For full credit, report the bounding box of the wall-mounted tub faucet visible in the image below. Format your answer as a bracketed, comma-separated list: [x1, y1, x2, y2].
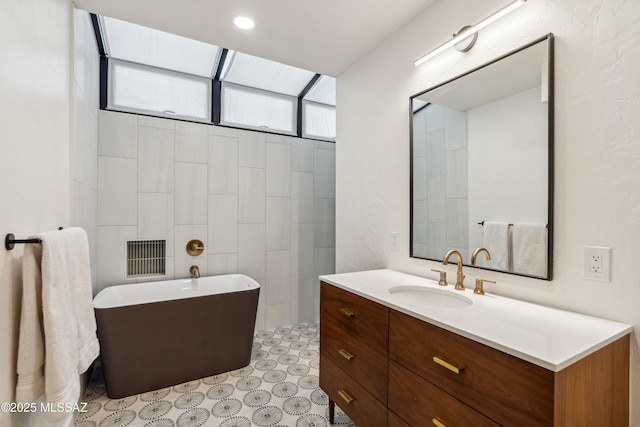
[190, 265, 201, 278]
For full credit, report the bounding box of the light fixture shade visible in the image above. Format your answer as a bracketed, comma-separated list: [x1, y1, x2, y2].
[414, 0, 526, 66]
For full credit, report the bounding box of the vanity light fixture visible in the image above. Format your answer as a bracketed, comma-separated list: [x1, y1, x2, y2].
[414, 0, 526, 66]
[234, 16, 255, 30]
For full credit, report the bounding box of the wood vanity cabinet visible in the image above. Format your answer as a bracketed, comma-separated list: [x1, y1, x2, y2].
[320, 281, 630, 427]
[319, 281, 389, 427]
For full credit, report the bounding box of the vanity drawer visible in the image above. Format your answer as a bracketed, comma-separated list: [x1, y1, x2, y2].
[389, 310, 554, 427]
[388, 411, 411, 427]
[389, 360, 501, 427]
[320, 357, 387, 427]
[320, 319, 388, 403]
[320, 282, 389, 354]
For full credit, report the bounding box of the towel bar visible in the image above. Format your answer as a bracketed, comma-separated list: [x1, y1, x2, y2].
[5, 227, 64, 250]
[477, 221, 548, 228]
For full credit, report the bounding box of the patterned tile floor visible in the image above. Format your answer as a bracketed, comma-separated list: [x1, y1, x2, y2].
[75, 321, 355, 427]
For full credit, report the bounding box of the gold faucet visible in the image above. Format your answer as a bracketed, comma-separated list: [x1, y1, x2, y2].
[442, 250, 465, 290]
[190, 265, 201, 278]
[471, 247, 491, 265]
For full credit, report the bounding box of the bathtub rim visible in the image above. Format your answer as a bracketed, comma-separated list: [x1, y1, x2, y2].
[93, 273, 260, 309]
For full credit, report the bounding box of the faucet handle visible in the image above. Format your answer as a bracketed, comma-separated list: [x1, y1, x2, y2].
[474, 278, 495, 295]
[431, 269, 448, 287]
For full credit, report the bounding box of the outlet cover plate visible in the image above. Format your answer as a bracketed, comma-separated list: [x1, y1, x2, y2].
[583, 246, 611, 282]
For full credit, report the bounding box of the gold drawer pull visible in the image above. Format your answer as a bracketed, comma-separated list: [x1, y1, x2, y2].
[432, 417, 448, 427]
[338, 307, 355, 318]
[338, 389, 354, 404]
[433, 356, 463, 374]
[338, 349, 354, 361]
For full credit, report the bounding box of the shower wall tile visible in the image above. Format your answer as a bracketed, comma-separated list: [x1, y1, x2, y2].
[138, 115, 175, 130]
[445, 108, 467, 150]
[239, 167, 265, 224]
[314, 149, 335, 198]
[426, 223, 447, 259]
[314, 247, 335, 279]
[95, 112, 335, 328]
[98, 156, 137, 225]
[97, 225, 137, 291]
[98, 110, 137, 158]
[266, 142, 291, 197]
[175, 121, 208, 163]
[238, 224, 266, 281]
[291, 224, 314, 275]
[207, 253, 238, 276]
[266, 197, 291, 251]
[291, 139, 314, 172]
[239, 130, 265, 168]
[413, 156, 428, 201]
[426, 129, 446, 176]
[413, 200, 428, 245]
[427, 176, 446, 222]
[426, 103, 444, 131]
[292, 172, 314, 224]
[138, 192, 175, 256]
[445, 198, 468, 249]
[208, 125, 238, 138]
[445, 148, 468, 198]
[208, 195, 238, 254]
[266, 303, 291, 329]
[175, 225, 208, 278]
[138, 126, 175, 193]
[208, 135, 238, 195]
[266, 250, 291, 305]
[175, 162, 208, 225]
[314, 198, 336, 248]
[297, 274, 315, 323]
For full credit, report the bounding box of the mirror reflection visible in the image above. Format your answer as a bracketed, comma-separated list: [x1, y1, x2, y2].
[411, 34, 553, 279]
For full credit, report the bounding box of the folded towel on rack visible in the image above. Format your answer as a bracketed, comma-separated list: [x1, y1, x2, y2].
[512, 223, 547, 277]
[482, 221, 511, 270]
[16, 227, 99, 417]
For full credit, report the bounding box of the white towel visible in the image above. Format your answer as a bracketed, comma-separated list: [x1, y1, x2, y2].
[512, 223, 547, 277]
[482, 222, 511, 270]
[16, 227, 99, 417]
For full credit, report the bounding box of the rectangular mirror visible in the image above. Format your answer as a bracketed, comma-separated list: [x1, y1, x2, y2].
[410, 34, 554, 280]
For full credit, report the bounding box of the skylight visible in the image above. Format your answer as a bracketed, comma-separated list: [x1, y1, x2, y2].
[304, 75, 336, 106]
[221, 52, 316, 96]
[94, 14, 336, 141]
[101, 16, 220, 77]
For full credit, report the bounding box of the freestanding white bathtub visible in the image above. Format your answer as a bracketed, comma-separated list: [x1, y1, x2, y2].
[93, 274, 260, 398]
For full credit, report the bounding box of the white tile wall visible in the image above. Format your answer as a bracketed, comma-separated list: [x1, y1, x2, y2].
[138, 126, 175, 193]
[208, 135, 238, 195]
[175, 162, 208, 225]
[208, 195, 238, 254]
[266, 142, 291, 197]
[239, 167, 266, 224]
[98, 156, 137, 225]
[95, 111, 335, 329]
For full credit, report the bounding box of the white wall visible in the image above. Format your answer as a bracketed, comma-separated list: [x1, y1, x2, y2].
[96, 111, 335, 330]
[0, 0, 72, 425]
[468, 86, 548, 255]
[336, 0, 640, 423]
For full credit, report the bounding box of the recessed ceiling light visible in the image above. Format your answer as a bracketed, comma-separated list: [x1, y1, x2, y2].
[234, 16, 255, 30]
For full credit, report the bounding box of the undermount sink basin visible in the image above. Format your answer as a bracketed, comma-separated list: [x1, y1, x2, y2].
[388, 285, 473, 308]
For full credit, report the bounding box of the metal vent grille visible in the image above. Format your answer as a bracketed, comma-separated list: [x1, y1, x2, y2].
[126, 240, 166, 278]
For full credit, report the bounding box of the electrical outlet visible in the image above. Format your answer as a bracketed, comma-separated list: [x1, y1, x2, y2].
[390, 232, 399, 252]
[583, 246, 611, 281]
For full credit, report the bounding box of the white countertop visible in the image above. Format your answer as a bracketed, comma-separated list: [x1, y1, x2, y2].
[319, 269, 633, 372]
